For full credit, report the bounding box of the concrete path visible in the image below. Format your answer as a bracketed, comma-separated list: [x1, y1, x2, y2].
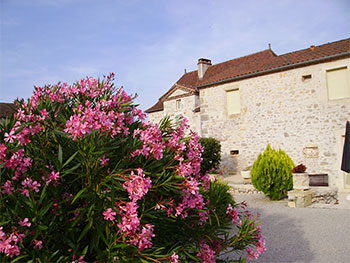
[230, 193, 350, 263]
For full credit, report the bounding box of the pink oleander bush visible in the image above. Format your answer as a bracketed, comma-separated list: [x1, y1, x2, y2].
[0, 74, 265, 262]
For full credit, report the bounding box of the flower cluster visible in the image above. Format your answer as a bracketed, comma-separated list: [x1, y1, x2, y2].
[0, 227, 24, 258]
[132, 123, 164, 160]
[196, 241, 216, 263]
[292, 163, 307, 173]
[122, 168, 152, 201]
[115, 201, 155, 251]
[246, 224, 266, 261]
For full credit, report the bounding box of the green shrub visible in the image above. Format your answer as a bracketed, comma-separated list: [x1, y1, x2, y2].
[251, 144, 295, 200]
[199, 137, 221, 175]
[0, 74, 265, 262]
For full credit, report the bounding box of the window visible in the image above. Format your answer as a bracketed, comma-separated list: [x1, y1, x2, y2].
[176, 99, 182, 110]
[226, 89, 240, 115]
[302, 74, 312, 81]
[326, 67, 350, 100]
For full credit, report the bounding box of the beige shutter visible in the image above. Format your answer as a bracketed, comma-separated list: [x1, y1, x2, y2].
[327, 67, 350, 100]
[226, 89, 240, 115]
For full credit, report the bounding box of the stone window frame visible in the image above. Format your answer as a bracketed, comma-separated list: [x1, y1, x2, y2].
[302, 74, 312, 82]
[326, 66, 350, 101]
[225, 85, 241, 117]
[176, 99, 182, 110]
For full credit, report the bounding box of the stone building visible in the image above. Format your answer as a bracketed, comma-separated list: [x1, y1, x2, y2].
[0, 103, 17, 120]
[146, 38, 350, 190]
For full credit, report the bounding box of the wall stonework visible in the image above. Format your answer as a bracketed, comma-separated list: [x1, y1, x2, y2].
[147, 58, 350, 189]
[200, 58, 350, 189]
[147, 111, 164, 125]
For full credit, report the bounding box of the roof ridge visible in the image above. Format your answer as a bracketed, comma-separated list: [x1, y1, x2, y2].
[177, 48, 276, 80]
[215, 48, 276, 65]
[279, 38, 350, 57]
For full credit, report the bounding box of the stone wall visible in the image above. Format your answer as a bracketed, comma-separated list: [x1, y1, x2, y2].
[200, 58, 350, 189]
[147, 110, 164, 125]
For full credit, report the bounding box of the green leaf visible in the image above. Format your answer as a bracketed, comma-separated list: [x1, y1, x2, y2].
[39, 202, 53, 217]
[58, 144, 63, 164]
[38, 224, 48, 230]
[38, 184, 47, 206]
[54, 129, 71, 138]
[95, 224, 108, 246]
[11, 255, 28, 263]
[81, 245, 89, 258]
[0, 220, 10, 226]
[72, 188, 87, 204]
[62, 151, 79, 169]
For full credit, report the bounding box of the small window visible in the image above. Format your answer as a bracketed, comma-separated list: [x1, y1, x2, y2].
[176, 99, 182, 110]
[226, 89, 240, 115]
[230, 150, 239, 155]
[326, 67, 350, 100]
[302, 74, 312, 81]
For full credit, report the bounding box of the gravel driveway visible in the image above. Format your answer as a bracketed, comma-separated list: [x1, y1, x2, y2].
[229, 193, 350, 263]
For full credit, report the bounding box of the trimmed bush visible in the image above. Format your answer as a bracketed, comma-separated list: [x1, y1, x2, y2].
[199, 137, 221, 175]
[251, 144, 295, 200]
[0, 74, 265, 262]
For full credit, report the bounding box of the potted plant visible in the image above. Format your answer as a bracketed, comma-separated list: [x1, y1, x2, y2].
[292, 164, 309, 190]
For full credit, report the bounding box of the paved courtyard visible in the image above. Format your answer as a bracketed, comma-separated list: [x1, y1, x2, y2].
[229, 193, 350, 263]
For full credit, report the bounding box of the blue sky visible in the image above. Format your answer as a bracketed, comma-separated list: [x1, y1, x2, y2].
[1, 0, 349, 110]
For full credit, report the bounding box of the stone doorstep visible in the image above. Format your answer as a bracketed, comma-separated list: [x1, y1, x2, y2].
[288, 189, 314, 208]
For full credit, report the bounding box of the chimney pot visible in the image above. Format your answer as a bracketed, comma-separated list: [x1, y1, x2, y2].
[310, 45, 315, 51]
[197, 58, 211, 80]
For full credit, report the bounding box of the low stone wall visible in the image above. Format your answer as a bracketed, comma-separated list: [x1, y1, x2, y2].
[229, 185, 262, 195]
[228, 184, 338, 207]
[311, 187, 338, 204]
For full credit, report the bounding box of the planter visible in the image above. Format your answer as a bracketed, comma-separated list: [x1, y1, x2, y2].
[293, 173, 309, 190]
[241, 170, 251, 184]
[241, 170, 251, 179]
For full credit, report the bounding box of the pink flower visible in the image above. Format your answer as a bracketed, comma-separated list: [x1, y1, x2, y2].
[134, 224, 155, 251]
[196, 241, 215, 263]
[170, 252, 179, 263]
[122, 169, 152, 201]
[0, 143, 7, 160]
[226, 204, 239, 223]
[103, 208, 116, 221]
[4, 130, 16, 143]
[33, 240, 43, 249]
[0, 228, 23, 258]
[246, 247, 258, 261]
[18, 218, 31, 227]
[20, 188, 29, 197]
[1, 180, 14, 195]
[117, 201, 140, 235]
[98, 155, 109, 166]
[39, 109, 49, 120]
[46, 170, 60, 185]
[21, 178, 41, 193]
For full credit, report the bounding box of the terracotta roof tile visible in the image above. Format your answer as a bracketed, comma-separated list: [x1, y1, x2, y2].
[146, 38, 350, 113]
[145, 100, 164, 113]
[0, 103, 17, 118]
[184, 38, 350, 88]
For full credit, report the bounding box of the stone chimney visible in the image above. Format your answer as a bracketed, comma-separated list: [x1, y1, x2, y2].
[197, 58, 211, 80]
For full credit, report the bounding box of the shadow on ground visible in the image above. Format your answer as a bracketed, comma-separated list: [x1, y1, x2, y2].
[227, 197, 314, 263]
